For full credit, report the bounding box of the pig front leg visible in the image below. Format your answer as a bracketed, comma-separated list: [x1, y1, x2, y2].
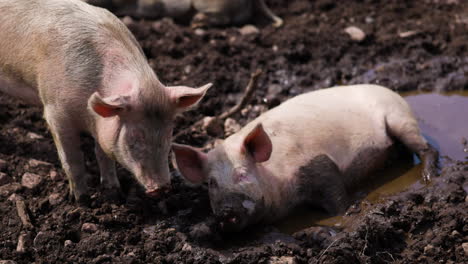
[95, 144, 122, 200]
[44, 107, 90, 204]
[297, 154, 350, 215]
[386, 113, 439, 182]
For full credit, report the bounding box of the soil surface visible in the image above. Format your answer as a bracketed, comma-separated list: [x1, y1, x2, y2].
[1, 0, 468, 263]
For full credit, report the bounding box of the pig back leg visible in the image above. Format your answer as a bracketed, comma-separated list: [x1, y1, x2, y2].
[297, 154, 350, 215]
[254, 0, 283, 27]
[0, 71, 42, 106]
[385, 111, 439, 181]
[44, 106, 90, 204]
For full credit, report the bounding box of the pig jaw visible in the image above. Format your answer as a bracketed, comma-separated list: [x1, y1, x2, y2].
[210, 191, 266, 232]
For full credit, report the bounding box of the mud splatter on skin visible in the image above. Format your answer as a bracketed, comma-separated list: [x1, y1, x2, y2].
[1, 0, 467, 263]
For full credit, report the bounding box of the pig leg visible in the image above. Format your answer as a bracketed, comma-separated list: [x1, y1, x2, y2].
[44, 107, 90, 204]
[385, 113, 439, 182]
[95, 144, 122, 200]
[297, 155, 350, 215]
[0, 71, 42, 106]
[254, 0, 283, 27]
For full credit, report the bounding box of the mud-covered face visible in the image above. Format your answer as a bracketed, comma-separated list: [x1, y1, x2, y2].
[115, 120, 173, 195]
[172, 123, 272, 232]
[206, 149, 266, 232]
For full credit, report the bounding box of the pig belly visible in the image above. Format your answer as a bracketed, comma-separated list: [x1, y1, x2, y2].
[0, 70, 41, 106]
[340, 141, 397, 189]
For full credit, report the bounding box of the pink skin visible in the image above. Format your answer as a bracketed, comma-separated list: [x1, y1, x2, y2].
[173, 85, 439, 231]
[0, 0, 211, 202]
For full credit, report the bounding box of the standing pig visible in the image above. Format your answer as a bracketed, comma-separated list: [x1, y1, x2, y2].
[172, 85, 438, 232]
[0, 0, 211, 203]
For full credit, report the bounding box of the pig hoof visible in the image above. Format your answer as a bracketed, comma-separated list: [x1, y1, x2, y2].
[146, 186, 172, 198]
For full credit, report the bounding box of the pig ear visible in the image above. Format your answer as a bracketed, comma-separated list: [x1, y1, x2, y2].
[89, 92, 129, 118]
[166, 83, 212, 110]
[172, 144, 208, 184]
[243, 123, 272, 163]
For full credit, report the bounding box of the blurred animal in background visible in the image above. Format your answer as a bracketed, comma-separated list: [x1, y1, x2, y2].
[84, 0, 283, 27]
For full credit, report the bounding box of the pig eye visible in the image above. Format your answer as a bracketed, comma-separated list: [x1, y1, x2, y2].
[209, 178, 218, 188]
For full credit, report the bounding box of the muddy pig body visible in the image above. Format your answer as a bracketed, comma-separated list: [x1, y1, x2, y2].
[173, 85, 438, 231]
[0, 0, 210, 202]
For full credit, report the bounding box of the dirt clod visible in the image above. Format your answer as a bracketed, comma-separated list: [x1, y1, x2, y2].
[20, 173, 42, 189]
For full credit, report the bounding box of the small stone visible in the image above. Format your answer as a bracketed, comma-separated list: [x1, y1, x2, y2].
[28, 159, 52, 168]
[268, 256, 296, 264]
[194, 28, 206, 36]
[0, 159, 7, 171]
[182, 243, 192, 251]
[451, 230, 461, 237]
[462, 242, 468, 255]
[48, 193, 63, 206]
[272, 45, 278, 52]
[81, 223, 98, 233]
[239, 25, 259, 35]
[49, 170, 61, 181]
[344, 26, 366, 42]
[26, 132, 43, 140]
[0, 183, 22, 197]
[21, 173, 42, 189]
[224, 118, 241, 136]
[0, 260, 17, 264]
[0, 172, 11, 186]
[399, 30, 418, 38]
[121, 16, 133, 26]
[424, 244, 436, 255]
[365, 16, 374, 24]
[64, 240, 73, 247]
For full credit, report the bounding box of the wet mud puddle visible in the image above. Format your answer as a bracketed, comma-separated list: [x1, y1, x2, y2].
[273, 91, 468, 234]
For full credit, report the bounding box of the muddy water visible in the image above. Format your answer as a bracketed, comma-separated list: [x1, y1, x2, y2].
[274, 91, 468, 234]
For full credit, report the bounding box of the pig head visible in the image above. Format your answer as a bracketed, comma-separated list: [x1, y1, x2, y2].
[89, 77, 211, 196]
[173, 123, 273, 232]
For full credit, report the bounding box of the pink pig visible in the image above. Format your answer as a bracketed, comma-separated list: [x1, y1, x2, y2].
[173, 85, 438, 231]
[0, 0, 210, 203]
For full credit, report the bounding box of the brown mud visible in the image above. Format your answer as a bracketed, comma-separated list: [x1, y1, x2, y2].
[1, 0, 468, 263]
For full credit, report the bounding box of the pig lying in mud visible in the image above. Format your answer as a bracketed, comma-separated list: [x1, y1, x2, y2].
[173, 85, 439, 232]
[84, 0, 283, 27]
[0, 0, 210, 203]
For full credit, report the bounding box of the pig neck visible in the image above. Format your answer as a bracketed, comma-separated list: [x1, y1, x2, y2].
[256, 164, 302, 220]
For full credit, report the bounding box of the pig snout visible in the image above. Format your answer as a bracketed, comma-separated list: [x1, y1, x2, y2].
[213, 194, 255, 232]
[145, 185, 171, 198]
[217, 208, 247, 232]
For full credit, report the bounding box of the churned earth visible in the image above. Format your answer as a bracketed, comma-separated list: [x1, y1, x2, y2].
[1, 0, 467, 263]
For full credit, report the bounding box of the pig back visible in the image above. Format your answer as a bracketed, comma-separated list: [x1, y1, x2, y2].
[238, 85, 403, 184]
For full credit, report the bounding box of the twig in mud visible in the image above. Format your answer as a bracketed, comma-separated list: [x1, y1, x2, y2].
[16, 232, 27, 253]
[376, 251, 396, 262]
[360, 226, 369, 256]
[16, 198, 33, 228]
[173, 69, 262, 139]
[315, 237, 342, 264]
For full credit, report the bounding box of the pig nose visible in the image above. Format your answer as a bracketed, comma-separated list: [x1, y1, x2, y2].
[145, 185, 171, 198]
[217, 209, 241, 231]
